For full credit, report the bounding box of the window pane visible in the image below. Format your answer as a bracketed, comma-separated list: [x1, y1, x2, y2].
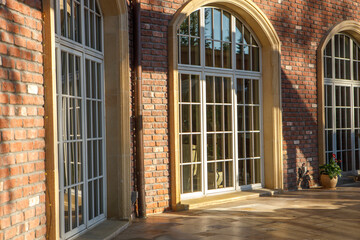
[252, 47, 259, 72]
[206, 76, 214, 103]
[236, 44, 243, 70]
[181, 104, 190, 132]
[181, 74, 190, 102]
[222, 11, 230, 42]
[182, 135, 191, 163]
[192, 105, 200, 132]
[207, 134, 215, 160]
[207, 105, 214, 132]
[192, 135, 201, 162]
[236, 20, 242, 44]
[213, 9, 221, 41]
[191, 75, 200, 102]
[223, 42, 231, 68]
[193, 164, 201, 192]
[204, 8, 212, 39]
[214, 41, 221, 68]
[180, 36, 189, 65]
[190, 38, 200, 65]
[205, 40, 213, 67]
[179, 17, 189, 35]
[182, 165, 191, 193]
[190, 10, 199, 36]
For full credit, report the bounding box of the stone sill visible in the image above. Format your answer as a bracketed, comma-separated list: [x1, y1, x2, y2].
[75, 220, 129, 240]
[180, 188, 278, 210]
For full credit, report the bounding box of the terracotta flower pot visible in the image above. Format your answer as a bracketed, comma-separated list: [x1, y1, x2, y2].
[320, 174, 338, 190]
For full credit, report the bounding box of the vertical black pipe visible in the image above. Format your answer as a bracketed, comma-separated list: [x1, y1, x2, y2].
[133, 0, 146, 218]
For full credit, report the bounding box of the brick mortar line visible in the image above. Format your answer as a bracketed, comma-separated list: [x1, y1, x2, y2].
[0, 5, 42, 24]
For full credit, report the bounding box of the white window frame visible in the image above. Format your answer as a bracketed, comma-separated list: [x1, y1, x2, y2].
[54, 0, 106, 239]
[179, 7, 264, 200]
[324, 33, 360, 173]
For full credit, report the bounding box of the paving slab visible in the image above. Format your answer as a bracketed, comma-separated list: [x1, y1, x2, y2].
[114, 182, 360, 240]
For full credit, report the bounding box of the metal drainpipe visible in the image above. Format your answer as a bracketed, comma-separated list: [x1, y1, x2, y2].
[133, 0, 146, 218]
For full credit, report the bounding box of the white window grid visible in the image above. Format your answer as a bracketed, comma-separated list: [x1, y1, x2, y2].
[54, 0, 106, 239]
[178, 7, 263, 200]
[324, 33, 360, 172]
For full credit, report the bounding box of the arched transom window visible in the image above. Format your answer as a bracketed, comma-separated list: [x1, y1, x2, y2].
[55, 0, 105, 239]
[324, 33, 360, 172]
[178, 7, 263, 198]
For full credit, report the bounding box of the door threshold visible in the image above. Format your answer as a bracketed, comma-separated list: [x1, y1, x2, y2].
[180, 188, 278, 210]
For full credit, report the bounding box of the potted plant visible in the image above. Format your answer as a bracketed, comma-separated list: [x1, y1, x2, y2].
[319, 154, 342, 190]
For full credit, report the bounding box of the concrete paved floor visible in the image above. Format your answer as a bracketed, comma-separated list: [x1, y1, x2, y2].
[114, 183, 360, 240]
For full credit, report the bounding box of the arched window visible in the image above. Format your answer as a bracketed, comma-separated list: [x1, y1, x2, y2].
[178, 7, 262, 198]
[55, 0, 105, 238]
[324, 33, 360, 172]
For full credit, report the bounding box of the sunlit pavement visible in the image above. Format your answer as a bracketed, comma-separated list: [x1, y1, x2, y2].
[114, 182, 360, 240]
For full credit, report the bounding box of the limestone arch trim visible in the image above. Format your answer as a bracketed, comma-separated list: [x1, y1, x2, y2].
[168, 0, 283, 210]
[317, 20, 360, 166]
[43, 0, 131, 239]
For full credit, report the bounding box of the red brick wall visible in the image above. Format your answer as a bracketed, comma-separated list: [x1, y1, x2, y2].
[0, 0, 45, 239]
[135, 0, 360, 214]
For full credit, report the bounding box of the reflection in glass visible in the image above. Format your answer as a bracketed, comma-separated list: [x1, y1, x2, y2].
[191, 38, 200, 65]
[180, 36, 189, 65]
[192, 135, 201, 162]
[207, 134, 215, 160]
[181, 105, 190, 132]
[193, 164, 201, 191]
[191, 75, 200, 102]
[182, 135, 191, 163]
[214, 41, 221, 68]
[204, 8, 212, 39]
[223, 12, 230, 41]
[213, 9, 221, 41]
[190, 10, 199, 36]
[64, 188, 70, 232]
[192, 105, 200, 132]
[208, 163, 215, 190]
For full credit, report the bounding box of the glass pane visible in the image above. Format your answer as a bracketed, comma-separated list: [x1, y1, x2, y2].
[179, 17, 188, 35]
[77, 142, 82, 182]
[64, 188, 70, 233]
[252, 47, 259, 72]
[225, 133, 232, 159]
[60, 0, 66, 36]
[238, 106, 244, 131]
[181, 74, 190, 102]
[69, 54, 75, 96]
[206, 76, 214, 103]
[216, 106, 223, 131]
[223, 11, 230, 41]
[224, 106, 232, 131]
[75, 56, 81, 97]
[213, 9, 221, 41]
[238, 133, 244, 158]
[86, 100, 92, 137]
[225, 161, 233, 187]
[182, 135, 191, 163]
[255, 159, 261, 183]
[245, 79, 251, 104]
[325, 39, 331, 56]
[216, 162, 224, 188]
[207, 163, 216, 190]
[78, 185, 83, 225]
[193, 164, 201, 192]
[204, 8, 212, 39]
[237, 78, 243, 104]
[207, 134, 215, 160]
[207, 105, 214, 132]
[181, 105, 190, 132]
[215, 77, 223, 103]
[182, 165, 191, 193]
[245, 133, 251, 158]
[64, 143, 69, 186]
[74, 2, 81, 43]
[214, 41, 221, 68]
[223, 42, 231, 68]
[91, 61, 97, 98]
[85, 9, 89, 46]
[98, 140, 103, 175]
[99, 179, 104, 214]
[205, 40, 213, 67]
[236, 44, 243, 70]
[88, 181, 93, 220]
[97, 63, 102, 100]
[190, 10, 199, 36]
[254, 132, 260, 157]
[191, 75, 200, 102]
[180, 36, 189, 65]
[216, 134, 223, 159]
[325, 57, 332, 78]
[223, 77, 231, 103]
[96, 16, 102, 51]
[90, 12, 95, 49]
[345, 36, 350, 58]
[62, 52, 68, 95]
[244, 46, 250, 70]
[238, 160, 245, 185]
[71, 187, 76, 229]
[244, 27, 250, 45]
[192, 105, 200, 132]
[236, 20, 242, 44]
[87, 141, 92, 178]
[190, 38, 200, 65]
[253, 80, 259, 104]
[253, 106, 259, 131]
[94, 179, 99, 217]
[86, 60, 91, 98]
[70, 143, 75, 185]
[246, 159, 252, 184]
[67, 0, 73, 39]
[192, 135, 201, 162]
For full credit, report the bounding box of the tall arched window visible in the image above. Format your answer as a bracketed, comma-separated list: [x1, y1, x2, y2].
[55, 0, 105, 238]
[324, 33, 360, 172]
[178, 7, 262, 198]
